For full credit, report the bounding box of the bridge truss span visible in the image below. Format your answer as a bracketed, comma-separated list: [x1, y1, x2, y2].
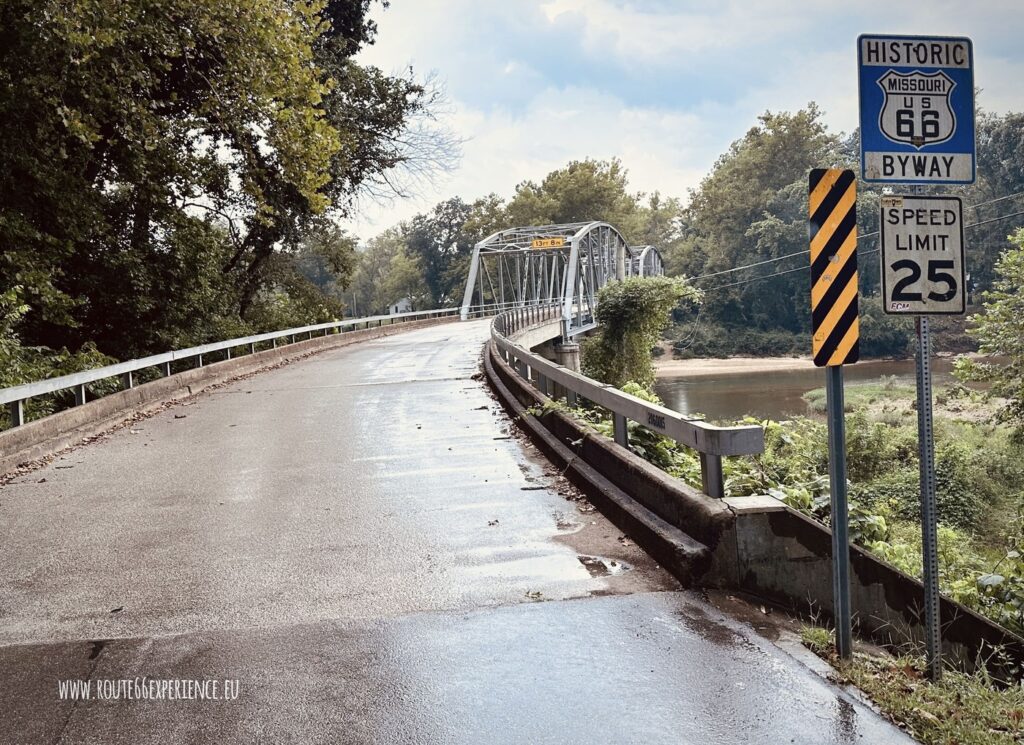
[460, 221, 663, 338]
[629, 245, 665, 278]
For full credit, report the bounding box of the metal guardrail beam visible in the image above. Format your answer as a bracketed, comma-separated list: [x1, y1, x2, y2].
[2, 305, 510, 427]
[491, 306, 765, 497]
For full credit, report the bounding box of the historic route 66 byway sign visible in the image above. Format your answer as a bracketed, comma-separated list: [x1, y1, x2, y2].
[858, 34, 975, 184]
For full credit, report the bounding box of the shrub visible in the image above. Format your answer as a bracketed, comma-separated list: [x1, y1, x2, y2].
[583, 276, 699, 387]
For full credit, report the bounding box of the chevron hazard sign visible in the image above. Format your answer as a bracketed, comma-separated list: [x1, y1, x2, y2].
[809, 169, 859, 367]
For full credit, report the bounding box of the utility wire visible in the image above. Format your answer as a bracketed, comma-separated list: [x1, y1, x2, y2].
[700, 208, 1024, 293]
[690, 190, 1024, 284]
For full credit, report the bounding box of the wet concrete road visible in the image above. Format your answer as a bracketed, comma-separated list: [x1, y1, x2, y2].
[0, 321, 913, 744]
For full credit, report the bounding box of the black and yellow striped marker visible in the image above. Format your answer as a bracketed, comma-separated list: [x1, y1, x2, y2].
[809, 168, 859, 367]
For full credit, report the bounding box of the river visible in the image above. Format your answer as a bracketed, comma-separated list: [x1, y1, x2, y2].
[654, 357, 958, 422]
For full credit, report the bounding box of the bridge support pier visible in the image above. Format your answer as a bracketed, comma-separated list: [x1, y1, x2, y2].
[554, 342, 580, 373]
[551, 342, 581, 405]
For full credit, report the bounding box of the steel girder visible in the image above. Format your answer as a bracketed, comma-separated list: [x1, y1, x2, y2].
[627, 245, 665, 277]
[460, 221, 646, 338]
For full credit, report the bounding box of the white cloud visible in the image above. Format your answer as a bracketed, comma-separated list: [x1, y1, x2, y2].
[342, 1, 1024, 242]
[539, 0, 812, 64]
[343, 86, 716, 239]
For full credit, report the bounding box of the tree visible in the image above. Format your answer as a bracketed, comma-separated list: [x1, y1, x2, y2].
[348, 228, 429, 315]
[669, 105, 845, 332]
[504, 158, 640, 231]
[404, 198, 475, 306]
[0, 0, 449, 363]
[293, 221, 359, 302]
[0, 0, 339, 357]
[581, 276, 700, 389]
[968, 112, 1024, 291]
[957, 229, 1024, 432]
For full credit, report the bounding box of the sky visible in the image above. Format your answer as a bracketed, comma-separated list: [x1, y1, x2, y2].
[344, 0, 1024, 240]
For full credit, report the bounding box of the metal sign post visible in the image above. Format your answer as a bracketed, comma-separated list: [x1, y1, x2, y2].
[878, 187, 964, 680]
[861, 32, 975, 682]
[825, 366, 853, 659]
[808, 168, 860, 660]
[915, 315, 943, 680]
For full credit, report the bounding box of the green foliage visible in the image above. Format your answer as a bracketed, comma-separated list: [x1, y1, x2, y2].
[670, 322, 806, 358]
[582, 277, 700, 388]
[667, 105, 845, 334]
[660, 106, 1022, 359]
[0, 0, 440, 365]
[572, 383, 703, 484]
[404, 197, 476, 307]
[972, 508, 1024, 634]
[799, 625, 833, 656]
[504, 158, 640, 229]
[961, 229, 1024, 433]
[348, 227, 431, 315]
[858, 296, 915, 358]
[0, 288, 117, 429]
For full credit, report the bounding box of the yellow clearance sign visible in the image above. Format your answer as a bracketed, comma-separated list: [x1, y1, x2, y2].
[531, 237, 565, 249]
[808, 168, 859, 367]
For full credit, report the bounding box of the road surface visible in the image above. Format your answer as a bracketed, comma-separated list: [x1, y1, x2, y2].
[0, 320, 912, 744]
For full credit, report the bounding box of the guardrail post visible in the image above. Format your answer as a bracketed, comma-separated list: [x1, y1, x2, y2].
[225, 348, 232, 360]
[74, 384, 87, 406]
[122, 371, 134, 389]
[197, 354, 204, 368]
[700, 453, 725, 498]
[272, 338, 278, 349]
[10, 399, 24, 427]
[162, 362, 172, 376]
[250, 343, 256, 354]
[566, 390, 578, 408]
[612, 413, 629, 448]
[537, 373, 549, 397]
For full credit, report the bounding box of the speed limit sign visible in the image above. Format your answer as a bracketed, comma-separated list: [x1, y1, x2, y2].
[880, 194, 965, 314]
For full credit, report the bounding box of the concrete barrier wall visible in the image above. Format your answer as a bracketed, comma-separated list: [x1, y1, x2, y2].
[1, 318, 454, 476]
[718, 508, 1024, 673]
[484, 340, 1024, 675]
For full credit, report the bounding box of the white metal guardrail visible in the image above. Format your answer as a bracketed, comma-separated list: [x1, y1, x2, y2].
[491, 305, 765, 498]
[1, 306, 495, 428]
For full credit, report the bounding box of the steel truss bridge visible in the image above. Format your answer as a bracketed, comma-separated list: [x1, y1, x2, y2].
[459, 222, 664, 338]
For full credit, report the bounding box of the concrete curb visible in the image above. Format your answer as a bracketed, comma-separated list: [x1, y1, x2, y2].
[1, 318, 454, 477]
[483, 342, 711, 586]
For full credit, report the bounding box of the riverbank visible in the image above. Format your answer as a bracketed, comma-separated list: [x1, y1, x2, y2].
[654, 355, 815, 378]
[654, 351, 975, 379]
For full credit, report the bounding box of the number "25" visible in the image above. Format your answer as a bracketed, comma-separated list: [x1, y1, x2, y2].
[891, 259, 957, 302]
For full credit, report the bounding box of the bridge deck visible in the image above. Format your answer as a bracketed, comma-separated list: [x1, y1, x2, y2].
[0, 321, 909, 743]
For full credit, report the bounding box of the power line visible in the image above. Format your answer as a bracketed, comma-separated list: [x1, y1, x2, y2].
[700, 208, 1024, 293]
[690, 247, 814, 281]
[969, 191, 1024, 211]
[690, 190, 1024, 284]
[705, 263, 809, 291]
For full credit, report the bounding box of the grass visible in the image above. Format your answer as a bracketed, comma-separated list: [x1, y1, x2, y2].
[803, 376, 917, 414]
[800, 626, 1024, 744]
[803, 377, 1002, 425]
